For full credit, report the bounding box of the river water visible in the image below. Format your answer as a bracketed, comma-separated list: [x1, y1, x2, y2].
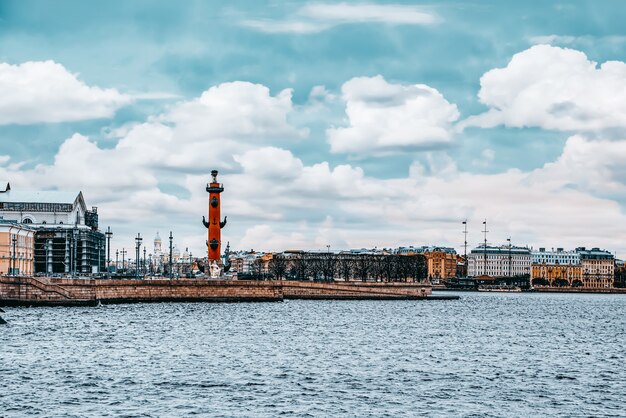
[1, 292, 625, 417]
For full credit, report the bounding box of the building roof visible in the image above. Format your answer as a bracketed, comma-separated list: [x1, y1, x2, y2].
[470, 244, 531, 255]
[575, 247, 614, 259]
[0, 190, 82, 205]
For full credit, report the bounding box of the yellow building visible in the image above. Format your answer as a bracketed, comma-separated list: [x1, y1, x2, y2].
[424, 251, 458, 282]
[0, 221, 35, 276]
[532, 263, 583, 286]
[577, 247, 615, 288]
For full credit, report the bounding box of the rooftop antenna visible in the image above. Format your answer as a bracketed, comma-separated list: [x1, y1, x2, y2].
[462, 220, 468, 277]
[507, 237, 512, 278]
[482, 220, 488, 276]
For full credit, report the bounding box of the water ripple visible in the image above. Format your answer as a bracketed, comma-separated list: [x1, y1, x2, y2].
[1, 292, 625, 417]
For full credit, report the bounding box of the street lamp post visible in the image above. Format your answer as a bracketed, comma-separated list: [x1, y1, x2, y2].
[135, 233, 142, 280]
[46, 239, 53, 275]
[482, 220, 488, 276]
[11, 235, 17, 276]
[169, 231, 173, 280]
[97, 241, 101, 274]
[121, 248, 127, 273]
[462, 220, 468, 277]
[116, 249, 119, 273]
[189, 252, 193, 277]
[326, 244, 331, 282]
[143, 246, 147, 277]
[105, 226, 113, 273]
[507, 237, 512, 278]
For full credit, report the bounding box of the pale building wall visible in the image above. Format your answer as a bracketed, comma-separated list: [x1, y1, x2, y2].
[0, 224, 35, 276]
[468, 247, 531, 277]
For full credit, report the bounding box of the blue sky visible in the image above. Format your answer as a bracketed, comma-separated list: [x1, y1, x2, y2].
[1, 1, 626, 257]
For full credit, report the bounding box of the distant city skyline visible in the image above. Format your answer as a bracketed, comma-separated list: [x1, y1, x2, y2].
[1, 1, 626, 256]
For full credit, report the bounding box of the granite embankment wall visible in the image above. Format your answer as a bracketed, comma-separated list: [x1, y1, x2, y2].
[0, 276, 283, 305]
[0, 277, 434, 306]
[533, 286, 626, 294]
[282, 280, 432, 299]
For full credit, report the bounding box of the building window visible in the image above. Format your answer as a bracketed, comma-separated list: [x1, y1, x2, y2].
[22, 218, 33, 224]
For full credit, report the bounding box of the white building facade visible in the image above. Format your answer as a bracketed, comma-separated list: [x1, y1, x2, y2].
[531, 248, 580, 265]
[468, 245, 531, 277]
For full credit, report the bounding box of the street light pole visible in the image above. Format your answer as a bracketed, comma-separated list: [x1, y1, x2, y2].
[169, 231, 173, 280]
[105, 226, 113, 272]
[507, 237, 512, 278]
[11, 235, 17, 276]
[121, 248, 127, 273]
[135, 233, 142, 280]
[143, 246, 147, 277]
[116, 249, 119, 273]
[46, 239, 52, 275]
[462, 220, 468, 277]
[482, 220, 488, 276]
[97, 241, 101, 274]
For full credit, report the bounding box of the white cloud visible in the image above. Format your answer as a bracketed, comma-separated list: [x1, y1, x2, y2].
[234, 147, 303, 179]
[301, 3, 436, 25]
[241, 3, 437, 34]
[528, 34, 626, 47]
[472, 148, 495, 167]
[162, 81, 304, 141]
[461, 45, 626, 133]
[6, 130, 626, 256]
[219, 140, 626, 253]
[308, 85, 336, 103]
[107, 81, 306, 173]
[240, 20, 330, 34]
[528, 35, 580, 45]
[536, 135, 626, 198]
[327, 75, 459, 155]
[0, 80, 305, 252]
[0, 61, 130, 124]
[5, 75, 626, 257]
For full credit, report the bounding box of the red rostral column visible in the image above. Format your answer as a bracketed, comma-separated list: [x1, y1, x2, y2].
[203, 170, 227, 263]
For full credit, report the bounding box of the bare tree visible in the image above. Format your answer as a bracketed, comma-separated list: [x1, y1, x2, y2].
[338, 254, 354, 282]
[397, 255, 414, 282]
[251, 258, 263, 280]
[371, 255, 386, 282]
[320, 252, 337, 281]
[269, 254, 287, 280]
[354, 254, 372, 282]
[290, 252, 310, 281]
[408, 255, 427, 282]
[309, 254, 324, 281]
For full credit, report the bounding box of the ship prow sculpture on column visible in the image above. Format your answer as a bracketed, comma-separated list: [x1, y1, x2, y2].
[202, 170, 229, 279]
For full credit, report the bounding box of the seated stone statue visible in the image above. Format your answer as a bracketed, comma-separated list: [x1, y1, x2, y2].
[209, 260, 221, 279]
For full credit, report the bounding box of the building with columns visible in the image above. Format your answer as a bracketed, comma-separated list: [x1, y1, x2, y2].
[0, 182, 105, 275]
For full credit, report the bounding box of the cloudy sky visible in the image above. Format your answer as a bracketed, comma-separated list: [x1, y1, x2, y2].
[1, 0, 626, 257]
